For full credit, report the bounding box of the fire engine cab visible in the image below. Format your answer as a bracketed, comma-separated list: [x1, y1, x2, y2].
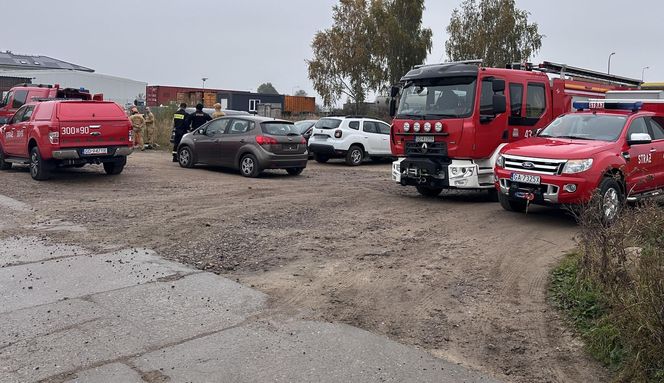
[389, 60, 641, 198]
[494, 96, 664, 221]
[0, 83, 100, 123]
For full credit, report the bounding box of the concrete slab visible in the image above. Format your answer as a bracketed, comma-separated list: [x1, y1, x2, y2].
[0, 248, 195, 313]
[132, 320, 501, 383]
[63, 363, 144, 383]
[0, 236, 88, 267]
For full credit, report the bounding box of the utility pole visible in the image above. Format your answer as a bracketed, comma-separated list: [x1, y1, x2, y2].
[607, 52, 615, 75]
[201, 77, 208, 106]
[642, 66, 649, 82]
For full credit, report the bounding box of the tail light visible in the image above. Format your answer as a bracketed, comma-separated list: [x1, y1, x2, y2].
[300, 136, 307, 144]
[256, 135, 279, 145]
[334, 129, 342, 138]
[48, 131, 59, 144]
[128, 122, 133, 142]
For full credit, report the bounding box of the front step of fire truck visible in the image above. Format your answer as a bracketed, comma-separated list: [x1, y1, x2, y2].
[392, 157, 495, 189]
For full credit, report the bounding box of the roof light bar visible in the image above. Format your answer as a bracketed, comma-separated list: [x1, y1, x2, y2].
[573, 100, 643, 112]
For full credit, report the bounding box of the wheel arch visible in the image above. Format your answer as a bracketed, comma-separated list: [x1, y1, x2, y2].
[603, 167, 626, 195]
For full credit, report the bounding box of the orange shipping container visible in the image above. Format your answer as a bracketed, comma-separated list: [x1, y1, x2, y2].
[284, 95, 315, 114]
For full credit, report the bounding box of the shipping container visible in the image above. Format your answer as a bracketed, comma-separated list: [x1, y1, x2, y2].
[284, 95, 315, 115]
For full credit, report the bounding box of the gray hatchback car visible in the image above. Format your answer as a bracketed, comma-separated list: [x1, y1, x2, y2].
[177, 115, 308, 177]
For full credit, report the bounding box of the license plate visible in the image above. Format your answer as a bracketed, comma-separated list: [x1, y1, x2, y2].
[82, 148, 108, 155]
[415, 136, 434, 143]
[511, 172, 541, 185]
[285, 145, 298, 150]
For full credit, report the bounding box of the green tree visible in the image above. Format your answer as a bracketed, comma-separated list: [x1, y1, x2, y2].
[445, 0, 543, 67]
[257, 82, 279, 94]
[294, 89, 308, 97]
[307, 0, 383, 108]
[370, 0, 433, 85]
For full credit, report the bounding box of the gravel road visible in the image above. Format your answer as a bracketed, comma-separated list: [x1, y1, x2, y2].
[0, 151, 609, 382]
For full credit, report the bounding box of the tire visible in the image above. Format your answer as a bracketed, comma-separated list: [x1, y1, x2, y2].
[239, 154, 261, 178]
[178, 146, 195, 168]
[314, 154, 329, 163]
[416, 185, 443, 198]
[103, 157, 126, 175]
[487, 188, 499, 202]
[0, 146, 12, 170]
[29, 146, 50, 181]
[345, 145, 364, 166]
[286, 167, 304, 176]
[498, 192, 527, 212]
[597, 178, 623, 223]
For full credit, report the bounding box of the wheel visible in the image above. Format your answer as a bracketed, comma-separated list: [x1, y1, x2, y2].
[178, 146, 195, 168]
[597, 178, 623, 223]
[286, 167, 304, 176]
[487, 188, 499, 202]
[103, 157, 126, 175]
[240, 154, 260, 178]
[345, 145, 364, 166]
[416, 185, 443, 197]
[0, 146, 12, 170]
[29, 146, 50, 181]
[498, 192, 527, 212]
[314, 154, 329, 163]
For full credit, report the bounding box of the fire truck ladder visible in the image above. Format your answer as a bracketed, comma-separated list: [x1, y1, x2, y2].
[413, 59, 483, 70]
[536, 61, 642, 87]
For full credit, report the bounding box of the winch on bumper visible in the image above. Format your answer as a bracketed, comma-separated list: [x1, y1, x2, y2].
[392, 157, 483, 188]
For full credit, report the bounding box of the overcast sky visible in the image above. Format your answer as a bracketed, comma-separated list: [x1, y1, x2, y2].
[4, 0, 663, 101]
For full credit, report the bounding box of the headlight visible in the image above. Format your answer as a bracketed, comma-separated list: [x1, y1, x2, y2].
[413, 122, 421, 132]
[403, 122, 410, 132]
[424, 122, 431, 132]
[496, 154, 505, 168]
[562, 159, 593, 174]
[434, 122, 443, 132]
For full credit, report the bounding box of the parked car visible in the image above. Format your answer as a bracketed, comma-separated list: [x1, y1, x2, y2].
[0, 100, 133, 180]
[177, 115, 308, 177]
[308, 116, 392, 166]
[294, 119, 317, 143]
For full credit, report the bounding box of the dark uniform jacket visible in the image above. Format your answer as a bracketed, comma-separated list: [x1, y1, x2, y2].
[186, 111, 212, 132]
[173, 108, 189, 133]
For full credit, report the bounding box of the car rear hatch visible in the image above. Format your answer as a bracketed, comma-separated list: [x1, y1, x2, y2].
[56, 102, 131, 152]
[310, 118, 342, 142]
[258, 121, 307, 155]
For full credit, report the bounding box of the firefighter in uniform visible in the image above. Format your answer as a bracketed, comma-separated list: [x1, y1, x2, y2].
[144, 107, 156, 149]
[171, 103, 189, 162]
[128, 107, 146, 150]
[185, 103, 212, 132]
[212, 103, 225, 119]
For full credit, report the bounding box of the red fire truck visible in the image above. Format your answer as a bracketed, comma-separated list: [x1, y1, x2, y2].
[389, 61, 641, 198]
[0, 83, 100, 123]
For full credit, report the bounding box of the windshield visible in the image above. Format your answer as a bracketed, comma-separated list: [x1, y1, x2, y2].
[314, 118, 342, 129]
[396, 76, 477, 119]
[538, 114, 627, 142]
[261, 122, 300, 136]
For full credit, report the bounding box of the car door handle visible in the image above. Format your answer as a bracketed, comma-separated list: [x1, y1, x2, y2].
[651, 148, 657, 153]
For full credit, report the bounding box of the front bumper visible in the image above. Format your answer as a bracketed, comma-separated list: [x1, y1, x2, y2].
[494, 167, 596, 205]
[51, 146, 133, 160]
[392, 157, 494, 189]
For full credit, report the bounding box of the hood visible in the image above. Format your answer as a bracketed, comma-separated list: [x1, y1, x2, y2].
[503, 137, 616, 159]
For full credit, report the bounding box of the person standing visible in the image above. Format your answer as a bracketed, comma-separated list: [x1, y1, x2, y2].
[211, 103, 225, 119]
[185, 103, 212, 132]
[144, 107, 156, 149]
[171, 103, 189, 162]
[128, 107, 146, 150]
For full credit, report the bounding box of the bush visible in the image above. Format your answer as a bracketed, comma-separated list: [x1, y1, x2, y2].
[551, 200, 664, 382]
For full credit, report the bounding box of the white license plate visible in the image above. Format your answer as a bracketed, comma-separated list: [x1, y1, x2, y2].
[415, 136, 434, 143]
[82, 148, 108, 155]
[511, 172, 541, 185]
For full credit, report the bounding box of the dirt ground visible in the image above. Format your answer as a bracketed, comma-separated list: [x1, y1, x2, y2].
[0, 151, 609, 383]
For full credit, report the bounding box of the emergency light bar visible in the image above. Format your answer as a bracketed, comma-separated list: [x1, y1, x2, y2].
[573, 100, 643, 112]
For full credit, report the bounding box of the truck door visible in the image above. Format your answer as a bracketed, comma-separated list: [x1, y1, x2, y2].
[14, 105, 35, 156]
[506, 82, 549, 141]
[3, 106, 28, 155]
[361, 121, 382, 155]
[625, 117, 657, 194]
[646, 116, 664, 189]
[474, 76, 509, 157]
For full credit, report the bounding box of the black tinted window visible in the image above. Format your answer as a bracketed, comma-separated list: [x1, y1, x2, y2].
[649, 117, 664, 140]
[378, 123, 391, 135]
[526, 83, 546, 118]
[261, 122, 299, 136]
[12, 90, 28, 109]
[206, 119, 230, 135]
[9, 106, 27, 124]
[315, 118, 342, 129]
[509, 83, 523, 117]
[348, 121, 359, 130]
[363, 121, 378, 133]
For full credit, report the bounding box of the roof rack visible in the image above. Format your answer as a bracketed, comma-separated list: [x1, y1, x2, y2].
[344, 115, 372, 119]
[14, 83, 53, 88]
[535, 61, 642, 87]
[30, 97, 84, 102]
[413, 59, 482, 70]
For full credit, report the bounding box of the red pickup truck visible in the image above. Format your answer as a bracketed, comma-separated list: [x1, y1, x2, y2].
[0, 100, 133, 180]
[494, 99, 664, 221]
[0, 83, 99, 123]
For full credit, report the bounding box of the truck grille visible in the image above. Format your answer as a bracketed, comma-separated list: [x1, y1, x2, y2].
[405, 141, 448, 157]
[503, 155, 566, 175]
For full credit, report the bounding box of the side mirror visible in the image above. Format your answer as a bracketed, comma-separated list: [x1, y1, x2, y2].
[390, 86, 400, 98]
[198, 129, 205, 135]
[0, 117, 7, 125]
[492, 94, 506, 115]
[492, 79, 505, 93]
[389, 99, 397, 118]
[628, 133, 652, 146]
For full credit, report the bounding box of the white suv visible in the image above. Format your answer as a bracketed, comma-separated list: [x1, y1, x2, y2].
[308, 116, 393, 166]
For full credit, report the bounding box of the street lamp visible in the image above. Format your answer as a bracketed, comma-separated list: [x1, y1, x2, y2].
[201, 77, 208, 105]
[607, 52, 615, 75]
[642, 66, 650, 82]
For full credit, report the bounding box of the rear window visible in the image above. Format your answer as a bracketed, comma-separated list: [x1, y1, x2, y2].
[57, 102, 125, 120]
[314, 118, 342, 130]
[261, 122, 299, 136]
[34, 103, 55, 121]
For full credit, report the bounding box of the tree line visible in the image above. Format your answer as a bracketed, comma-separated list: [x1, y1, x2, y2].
[308, 0, 543, 108]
